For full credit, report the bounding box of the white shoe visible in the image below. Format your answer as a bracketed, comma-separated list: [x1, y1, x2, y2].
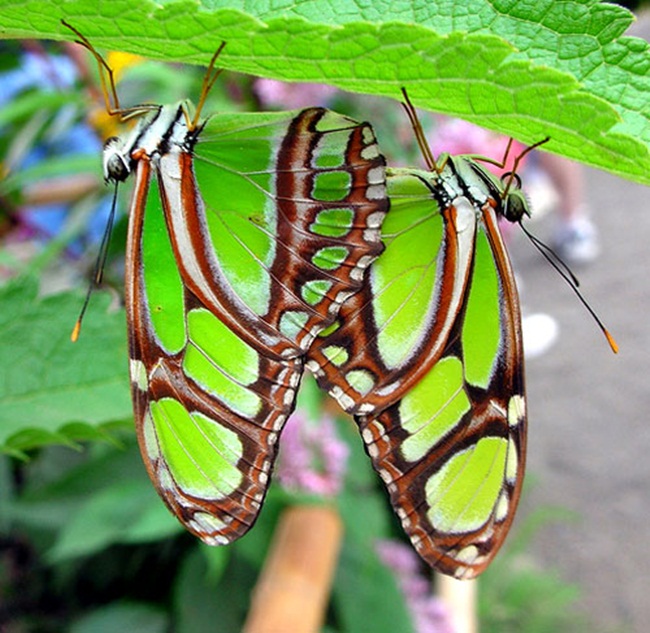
[552, 215, 600, 265]
[522, 312, 559, 359]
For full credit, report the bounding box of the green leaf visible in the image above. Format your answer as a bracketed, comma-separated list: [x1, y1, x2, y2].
[0, 89, 83, 128]
[173, 549, 243, 633]
[47, 478, 180, 562]
[0, 456, 14, 533]
[1, 0, 648, 183]
[120, 494, 184, 544]
[0, 278, 132, 453]
[198, 542, 230, 584]
[6, 441, 183, 557]
[70, 602, 168, 633]
[338, 489, 393, 544]
[0, 153, 102, 199]
[333, 538, 415, 633]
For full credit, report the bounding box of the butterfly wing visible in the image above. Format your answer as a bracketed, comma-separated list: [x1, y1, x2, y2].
[193, 108, 387, 353]
[308, 164, 526, 578]
[307, 169, 474, 412]
[126, 109, 387, 544]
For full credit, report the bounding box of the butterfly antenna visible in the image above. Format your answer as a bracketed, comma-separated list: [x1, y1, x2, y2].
[518, 222, 618, 353]
[523, 228, 580, 287]
[61, 19, 122, 116]
[191, 42, 227, 130]
[400, 88, 439, 173]
[502, 137, 550, 198]
[499, 137, 515, 167]
[71, 182, 119, 342]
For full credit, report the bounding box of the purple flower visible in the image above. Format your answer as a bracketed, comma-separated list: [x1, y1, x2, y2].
[276, 411, 349, 497]
[376, 540, 457, 633]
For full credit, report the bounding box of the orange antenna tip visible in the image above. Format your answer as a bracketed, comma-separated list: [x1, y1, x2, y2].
[71, 320, 82, 343]
[605, 330, 619, 354]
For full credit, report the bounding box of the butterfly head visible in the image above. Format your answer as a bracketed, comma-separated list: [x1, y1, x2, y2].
[103, 136, 132, 183]
[499, 171, 531, 224]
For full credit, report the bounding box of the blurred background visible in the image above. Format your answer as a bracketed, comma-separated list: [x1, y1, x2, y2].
[0, 4, 648, 632]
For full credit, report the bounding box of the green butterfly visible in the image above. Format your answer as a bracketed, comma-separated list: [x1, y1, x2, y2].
[307, 96, 539, 579]
[124, 107, 387, 543]
[67, 24, 387, 544]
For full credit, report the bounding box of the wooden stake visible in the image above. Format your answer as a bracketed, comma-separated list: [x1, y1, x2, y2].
[243, 505, 343, 633]
[438, 574, 478, 633]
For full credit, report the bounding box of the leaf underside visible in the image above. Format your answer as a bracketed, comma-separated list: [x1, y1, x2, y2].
[0, 0, 648, 185]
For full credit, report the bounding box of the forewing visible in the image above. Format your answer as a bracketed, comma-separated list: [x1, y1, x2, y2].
[193, 108, 387, 355]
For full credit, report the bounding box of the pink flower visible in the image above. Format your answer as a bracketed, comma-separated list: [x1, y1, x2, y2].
[376, 540, 457, 633]
[276, 411, 349, 497]
[429, 117, 525, 176]
[254, 78, 339, 109]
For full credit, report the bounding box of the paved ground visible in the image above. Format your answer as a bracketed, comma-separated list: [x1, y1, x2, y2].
[509, 156, 649, 630]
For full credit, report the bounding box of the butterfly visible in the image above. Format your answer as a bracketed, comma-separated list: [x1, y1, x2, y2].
[307, 91, 542, 579]
[65, 22, 388, 544]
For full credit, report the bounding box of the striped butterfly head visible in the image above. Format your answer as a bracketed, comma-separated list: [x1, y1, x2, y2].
[102, 102, 201, 183]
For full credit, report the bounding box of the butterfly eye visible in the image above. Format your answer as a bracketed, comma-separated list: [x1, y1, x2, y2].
[503, 188, 530, 223]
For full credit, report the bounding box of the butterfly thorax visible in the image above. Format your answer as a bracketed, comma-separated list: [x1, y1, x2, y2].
[445, 156, 530, 224]
[103, 102, 200, 184]
[388, 155, 528, 230]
